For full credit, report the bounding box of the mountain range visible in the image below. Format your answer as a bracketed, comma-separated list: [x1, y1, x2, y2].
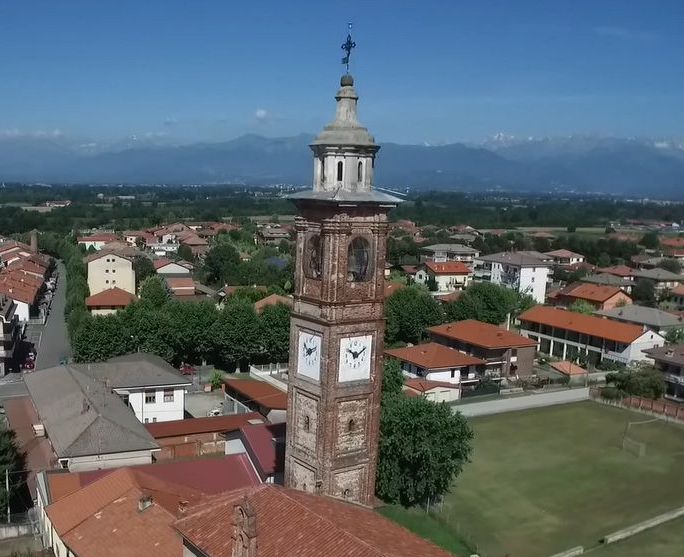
[1, 133, 684, 198]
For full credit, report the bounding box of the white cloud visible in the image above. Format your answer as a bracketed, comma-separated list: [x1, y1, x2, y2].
[255, 108, 269, 121]
[163, 117, 178, 127]
[0, 128, 63, 138]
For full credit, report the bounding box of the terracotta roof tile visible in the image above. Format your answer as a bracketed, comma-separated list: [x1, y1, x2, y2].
[85, 287, 136, 308]
[384, 281, 406, 299]
[545, 249, 584, 258]
[145, 413, 264, 438]
[424, 261, 472, 275]
[518, 305, 646, 344]
[404, 378, 461, 392]
[239, 422, 286, 477]
[671, 284, 684, 296]
[549, 361, 587, 376]
[77, 233, 119, 243]
[429, 319, 537, 349]
[223, 379, 287, 410]
[253, 294, 293, 313]
[386, 342, 485, 370]
[559, 283, 628, 303]
[597, 265, 634, 278]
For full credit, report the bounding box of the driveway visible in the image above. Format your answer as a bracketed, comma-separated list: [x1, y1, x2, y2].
[34, 260, 71, 370]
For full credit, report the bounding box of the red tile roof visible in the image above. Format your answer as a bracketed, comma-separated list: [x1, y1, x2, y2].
[153, 258, 172, 270]
[0, 277, 39, 305]
[253, 293, 293, 313]
[518, 305, 646, 344]
[223, 379, 288, 410]
[384, 281, 405, 299]
[145, 413, 264, 438]
[559, 283, 629, 304]
[166, 277, 196, 295]
[385, 342, 485, 370]
[670, 284, 684, 296]
[85, 287, 136, 308]
[424, 261, 472, 275]
[77, 233, 119, 243]
[174, 485, 454, 557]
[597, 265, 634, 278]
[429, 319, 537, 349]
[661, 237, 684, 249]
[549, 361, 587, 376]
[239, 422, 286, 477]
[404, 378, 461, 392]
[545, 249, 584, 259]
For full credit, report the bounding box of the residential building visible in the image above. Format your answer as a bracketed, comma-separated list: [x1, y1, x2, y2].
[0, 297, 19, 375]
[253, 293, 293, 313]
[420, 243, 480, 263]
[385, 342, 485, 391]
[153, 258, 193, 277]
[555, 283, 633, 311]
[86, 251, 135, 296]
[85, 287, 136, 316]
[223, 378, 287, 423]
[165, 277, 216, 301]
[580, 273, 634, 294]
[545, 249, 585, 267]
[669, 284, 684, 309]
[597, 265, 635, 280]
[403, 377, 462, 403]
[414, 261, 473, 292]
[0, 274, 41, 322]
[174, 484, 453, 557]
[518, 306, 665, 366]
[146, 412, 265, 460]
[643, 344, 684, 402]
[225, 422, 287, 484]
[595, 305, 684, 334]
[257, 225, 291, 245]
[176, 231, 209, 257]
[476, 251, 553, 303]
[632, 268, 683, 296]
[24, 364, 160, 471]
[428, 319, 537, 377]
[76, 233, 119, 250]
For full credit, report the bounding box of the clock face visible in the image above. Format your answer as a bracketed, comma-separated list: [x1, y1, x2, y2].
[338, 335, 373, 382]
[298, 331, 322, 380]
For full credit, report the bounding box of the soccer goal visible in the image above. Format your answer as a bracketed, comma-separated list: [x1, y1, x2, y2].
[621, 417, 660, 457]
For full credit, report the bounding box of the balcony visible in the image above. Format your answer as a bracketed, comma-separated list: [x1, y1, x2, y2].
[665, 373, 684, 386]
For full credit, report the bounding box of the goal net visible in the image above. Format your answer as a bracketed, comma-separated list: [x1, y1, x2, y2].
[621, 417, 660, 457]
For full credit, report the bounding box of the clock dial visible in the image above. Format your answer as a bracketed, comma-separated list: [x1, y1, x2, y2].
[338, 335, 373, 382]
[298, 331, 321, 380]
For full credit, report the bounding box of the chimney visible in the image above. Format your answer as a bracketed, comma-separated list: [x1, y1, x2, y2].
[232, 498, 257, 557]
[30, 230, 38, 254]
[178, 500, 188, 514]
[138, 495, 153, 512]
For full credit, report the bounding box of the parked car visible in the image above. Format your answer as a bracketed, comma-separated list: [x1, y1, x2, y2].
[179, 363, 196, 375]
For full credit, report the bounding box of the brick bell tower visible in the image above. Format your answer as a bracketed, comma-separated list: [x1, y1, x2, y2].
[284, 32, 401, 507]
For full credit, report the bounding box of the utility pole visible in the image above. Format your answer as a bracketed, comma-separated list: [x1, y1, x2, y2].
[6, 468, 10, 524]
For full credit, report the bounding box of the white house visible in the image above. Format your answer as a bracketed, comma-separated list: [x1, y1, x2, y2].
[154, 258, 193, 276]
[414, 261, 473, 293]
[518, 305, 666, 366]
[421, 243, 480, 263]
[76, 233, 118, 251]
[477, 251, 553, 303]
[545, 249, 585, 267]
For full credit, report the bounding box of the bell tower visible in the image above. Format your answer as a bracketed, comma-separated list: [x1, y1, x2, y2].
[284, 31, 400, 507]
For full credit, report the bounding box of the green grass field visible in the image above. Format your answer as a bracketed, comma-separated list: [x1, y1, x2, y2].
[387, 402, 684, 557]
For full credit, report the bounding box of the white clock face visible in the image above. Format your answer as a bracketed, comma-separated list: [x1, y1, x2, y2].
[338, 335, 373, 382]
[298, 331, 322, 380]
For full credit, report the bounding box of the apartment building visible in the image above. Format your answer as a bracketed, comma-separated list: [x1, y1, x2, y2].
[86, 251, 136, 296]
[476, 251, 553, 303]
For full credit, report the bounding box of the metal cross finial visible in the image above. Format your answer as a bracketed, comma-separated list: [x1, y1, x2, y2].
[341, 22, 356, 73]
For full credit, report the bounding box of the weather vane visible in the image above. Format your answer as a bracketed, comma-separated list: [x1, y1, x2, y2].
[341, 22, 356, 73]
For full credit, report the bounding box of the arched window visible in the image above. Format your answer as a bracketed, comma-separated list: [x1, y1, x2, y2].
[347, 418, 355, 432]
[337, 161, 343, 182]
[357, 161, 363, 183]
[303, 415, 310, 431]
[347, 237, 373, 282]
[320, 157, 326, 184]
[343, 488, 351, 498]
[304, 235, 322, 279]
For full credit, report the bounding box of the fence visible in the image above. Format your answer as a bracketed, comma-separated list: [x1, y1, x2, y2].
[454, 387, 590, 417]
[590, 388, 684, 423]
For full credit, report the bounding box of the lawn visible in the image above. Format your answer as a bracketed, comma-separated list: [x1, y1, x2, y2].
[388, 402, 684, 557]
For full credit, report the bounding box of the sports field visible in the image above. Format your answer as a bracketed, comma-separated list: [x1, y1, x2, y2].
[386, 402, 684, 557]
[590, 516, 684, 557]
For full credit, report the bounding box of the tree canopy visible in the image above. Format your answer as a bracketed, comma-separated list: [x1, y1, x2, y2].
[568, 300, 595, 315]
[632, 279, 656, 306]
[606, 365, 665, 399]
[445, 282, 535, 325]
[385, 286, 444, 345]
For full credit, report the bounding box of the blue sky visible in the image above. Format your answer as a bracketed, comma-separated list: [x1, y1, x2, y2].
[1, 0, 682, 145]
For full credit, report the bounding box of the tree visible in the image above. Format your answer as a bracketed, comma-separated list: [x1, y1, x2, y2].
[177, 243, 194, 262]
[165, 300, 219, 364]
[381, 358, 405, 399]
[666, 327, 684, 344]
[606, 365, 665, 399]
[138, 276, 170, 307]
[632, 279, 656, 306]
[132, 255, 155, 289]
[445, 282, 534, 325]
[640, 232, 659, 250]
[0, 430, 26, 521]
[658, 258, 681, 274]
[425, 275, 438, 292]
[568, 300, 595, 315]
[203, 243, 241, 285]
[385, 286, 444, 345]
[72, 314, 132, 362]
[209, 299, 260, 371]
[376, 394, 474, 507]
[596, 252, 611, 268]
[257, 303, 291, 363]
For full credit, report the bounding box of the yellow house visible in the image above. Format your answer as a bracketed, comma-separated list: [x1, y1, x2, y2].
[86, 252, 136, 296]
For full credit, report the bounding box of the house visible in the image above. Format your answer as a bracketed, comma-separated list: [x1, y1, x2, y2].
[597, 265, 634, 280]
[23, 364, 160, 471]
[414, 261, 472, 292]
[545, 249, 585, 267]
[0, 275, 41, 322]
[177, 231, 209, 257]
[86, 251, 135, 296]
[85, 287, 136, 316]
[595, 305, 684, 334]
[153, 258, 193, 277]
[669, 284, 684, 309]
[225, 422, 287, 484]
[146, 412, 265, 460]
[0, 295, 19, 375]
[257, 225, 291, 245]
[85, 353, 192, 424]
[428, 319, 537, 377]
[36, 457, 260, 557]
[549, 360, 588, 378]
[554, 283, 633, 311]
[476, 251, 553, 303]
[173, 484, 454, 557]
[76, 233, 119, 250]
[403, 377, 463, 403]
[385, 342, 485, 391]
[223, 378, 287, 423]
[632, 268, 683, 296]
[253, 293, 293, 314]
[642, 344, 684, 402]
[420, 243, 480, 263]
[580, 273, 634, 294]
[518, 306, 665, 366]
[123, 229, 156, 247]
[165, 277, 216, 301]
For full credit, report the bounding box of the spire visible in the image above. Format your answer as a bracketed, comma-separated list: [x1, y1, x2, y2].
[341, 23, 356, 73]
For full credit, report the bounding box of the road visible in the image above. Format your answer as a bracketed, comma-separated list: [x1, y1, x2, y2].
[34, 260, 71, 371]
